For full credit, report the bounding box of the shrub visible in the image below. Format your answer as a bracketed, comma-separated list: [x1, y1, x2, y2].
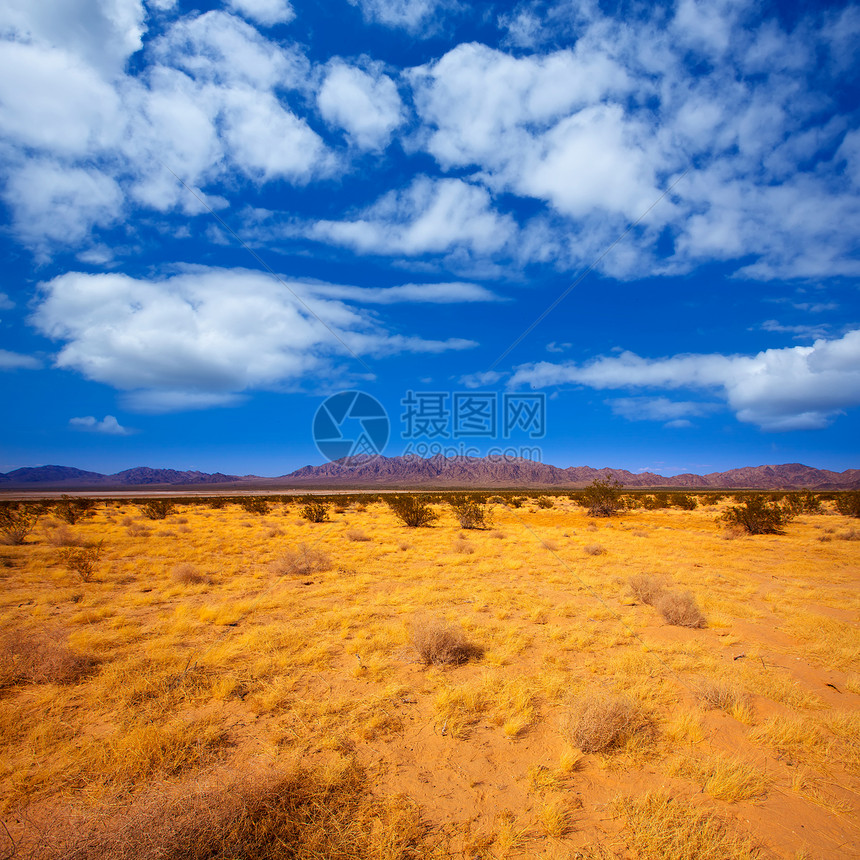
[656, 590, 706, 628]
[273, 543, 333, 577]
[0, 503, 41, 545]
[720, 496, 792, 535]
[208, 497, 227, 509]
[583, 475, 624, 517]
[411, 616, 482, 666]
[452, 537, 475, 554]
[241, 497, 270, 515]
[671, 493, 698, 510]
[300, 501, 330, 523]
[16, 761, 428, 860]
[345, 527, 371, 542]
[59, 540, 104, 582]
[629, 574, 666, 606]
[536, 496, 554, 509]
[54, 495, 96, 525]
[140, 500, 175, 520]
[568, 692, 653, 753]
[835, 490, 860, 518]
[449, 496, 493, 529]
[644, 493, 671, 510]
[385, 495, 438, 528]
[47, 524, 87, 547]
[0, 630, 99, 687]
[171, 563, 209, 585]
[784, 490, 823, 516]
[584, 543, 606, 556]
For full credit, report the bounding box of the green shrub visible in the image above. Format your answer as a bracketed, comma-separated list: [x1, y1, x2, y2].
[670, 493, 698, 510]
[720, 496, 792, 535]
[385, 495, 438, 528]
[583, 475, 624, 518]
[140, 500, 175, 520]
[300, 501, 330, 523]
[835, 491, 860, 518]
[536, 496, 554, 509]
[449, 497, 492, 530]
[241, 497, 270, 515]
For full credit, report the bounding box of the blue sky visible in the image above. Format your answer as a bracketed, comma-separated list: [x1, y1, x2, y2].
[1, 0, 859, 477]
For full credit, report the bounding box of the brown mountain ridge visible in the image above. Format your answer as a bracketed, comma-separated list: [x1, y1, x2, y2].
[0, 458, 858, 490]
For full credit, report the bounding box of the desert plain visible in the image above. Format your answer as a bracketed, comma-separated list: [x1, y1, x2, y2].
[0, 492, 858, 859]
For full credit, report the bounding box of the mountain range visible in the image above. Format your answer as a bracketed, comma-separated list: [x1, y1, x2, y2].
[1, 457, 858, 490]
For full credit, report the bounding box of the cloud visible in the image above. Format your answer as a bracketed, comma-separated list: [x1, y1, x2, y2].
[317, 60, 404, 151]
[346, 0, 456, 33]
[227, 0, 295, 27]
[305, 281, 502, 304]
[0, 0, 146, 75]
[308, 176, 517, 257]
[408, 8, 860, 280]
[0, 293, 14, 310]
[509, 329, 860, 431]
[0, 7, 333, 253]
[69, 414, 132, 435]
[759, 319, 832, 340]
[30, 266, 479, 412]
[606, 396, 720, 423]
[3, 160, 123, 258]
[0, 349, 41, 370]
[459, 370, 506, 389]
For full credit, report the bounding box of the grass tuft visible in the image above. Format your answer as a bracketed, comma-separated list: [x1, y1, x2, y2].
[567, 691, 653, 753]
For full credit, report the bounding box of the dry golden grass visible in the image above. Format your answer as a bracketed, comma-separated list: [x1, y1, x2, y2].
[615, 792, 761, 859]
[0, 497, 857, 859]
[0, 630, 99, 687]
[15, 759, 433, 860]
[669, 753, 771, 802]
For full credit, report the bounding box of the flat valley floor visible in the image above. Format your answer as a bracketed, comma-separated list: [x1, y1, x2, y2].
[1, 496, 859, 859]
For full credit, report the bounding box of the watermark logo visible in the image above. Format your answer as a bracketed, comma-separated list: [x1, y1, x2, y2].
[312, 390, 546, 466]
[312, 390, 389, 464]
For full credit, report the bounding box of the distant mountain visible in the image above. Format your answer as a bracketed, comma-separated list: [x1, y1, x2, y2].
[1, 458, 858, 490]
[0, 465, 242, 487]
[283, 456, 860, 490]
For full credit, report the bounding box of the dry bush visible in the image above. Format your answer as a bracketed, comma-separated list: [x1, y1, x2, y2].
[567, 692, 653, 753]
[411, 616, 482, 666]
[345, 527, 371, 542]
[140, 500, 175, 520]
[272, 543, 333, 577]
[47, 524, 87, 547]
[629, 574, 666, 605]
[837, 527, 860, 541]
[59, 541, 104, 582]
[584, 543, 606, 556]
[15, 761, 431, 860]
[490, 530, 505, 539]
[171, 563, 209, 585]
[656, 590, 707, 628]
[0, 630, 99, 688]
[453, 537, 475, 554]
[698, 679, 750, 713]
[127, 522, 151, 538]
[0, 503, 41, 545]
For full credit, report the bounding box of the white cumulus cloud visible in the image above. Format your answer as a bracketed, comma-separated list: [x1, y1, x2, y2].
[69, 414, 132, 435]
[30, 267, 479, 412]
[227, 0, 295, 27]
[308, 176, 516, 257]
[509, 330, 860, 431]
[317, 60, 404, 151]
